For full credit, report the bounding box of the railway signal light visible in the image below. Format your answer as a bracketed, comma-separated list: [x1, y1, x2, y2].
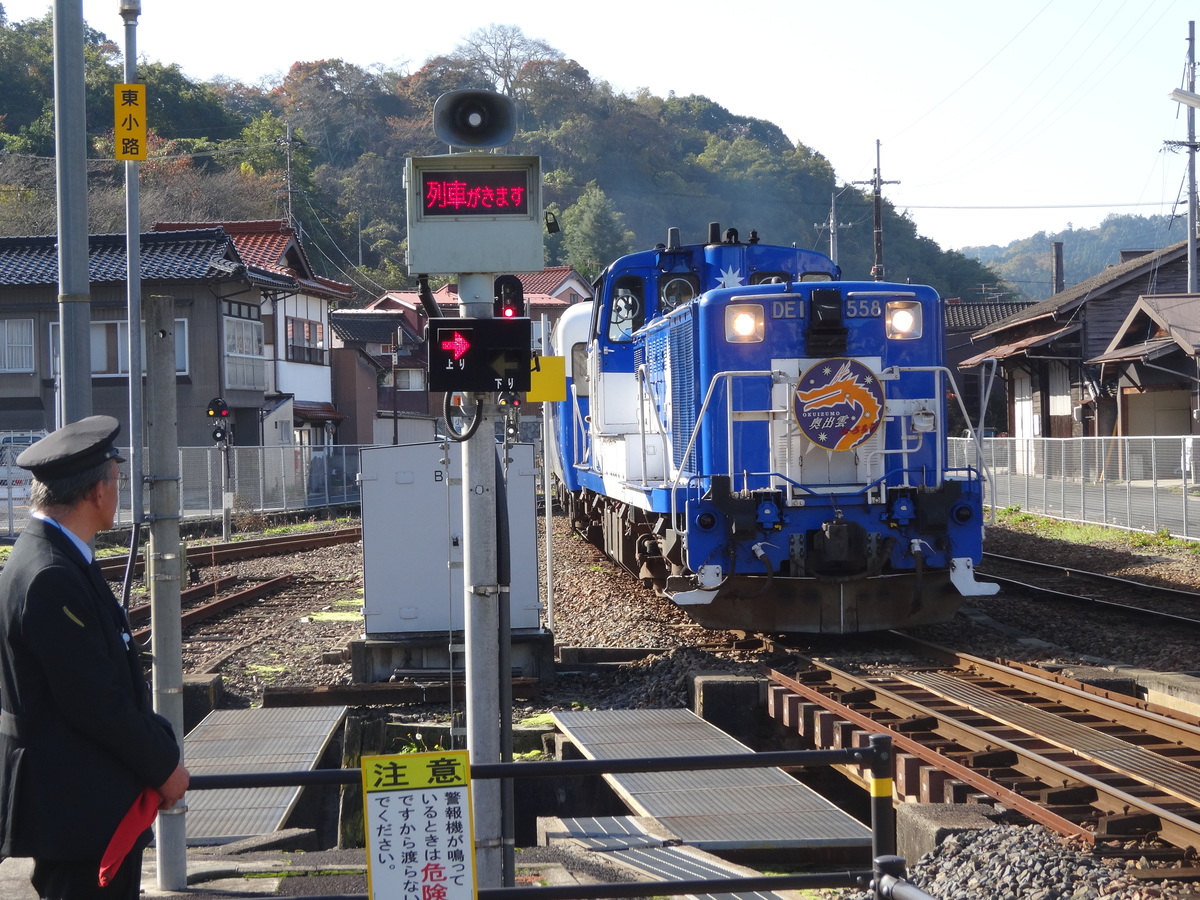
[207, 398, 230, 443]
[500, 392, 521, 443]
[494, 274, 525, 319]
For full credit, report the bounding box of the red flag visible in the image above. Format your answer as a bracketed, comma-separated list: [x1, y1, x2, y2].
[98, 787, 159, 887]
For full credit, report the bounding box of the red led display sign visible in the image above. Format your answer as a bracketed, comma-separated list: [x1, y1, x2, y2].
[421, 169, 529, 217]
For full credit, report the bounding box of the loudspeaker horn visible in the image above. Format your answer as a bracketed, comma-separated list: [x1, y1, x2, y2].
[432, 90, 516, 149]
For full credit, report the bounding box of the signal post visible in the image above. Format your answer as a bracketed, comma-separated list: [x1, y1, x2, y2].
[407, 90, 541, 888]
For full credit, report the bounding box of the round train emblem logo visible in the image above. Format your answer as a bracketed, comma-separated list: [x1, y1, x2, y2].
[793, 358, 886, 451]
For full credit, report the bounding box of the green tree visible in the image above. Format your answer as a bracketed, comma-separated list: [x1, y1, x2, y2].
[561, 184, 633, 279]
[140, 61, 246, 141]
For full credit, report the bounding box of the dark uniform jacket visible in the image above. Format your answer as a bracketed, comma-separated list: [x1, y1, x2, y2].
[0, 518, 180, 860]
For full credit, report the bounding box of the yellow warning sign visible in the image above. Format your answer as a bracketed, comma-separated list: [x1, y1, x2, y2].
[361, 750, 476, 900]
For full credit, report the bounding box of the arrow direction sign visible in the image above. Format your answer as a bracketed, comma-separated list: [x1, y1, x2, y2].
[490, 352, 521, 378]
[427, 317, 531, 393]
[441, 330, 472, 361]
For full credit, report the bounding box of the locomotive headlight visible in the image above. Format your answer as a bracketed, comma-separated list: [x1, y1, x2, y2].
[886, 300, 922, 339]
[725, 304, 764, 342]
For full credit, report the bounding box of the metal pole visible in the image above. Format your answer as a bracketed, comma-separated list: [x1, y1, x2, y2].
[53, 0, 92, 424]
[121, 1, 144, 523]
[145, 295, 187, 890]
[1188, 22, 1197, 294]
[540, 314, 555, 633]
[459, 272, 502, 887]
[868, 734, 895, 861]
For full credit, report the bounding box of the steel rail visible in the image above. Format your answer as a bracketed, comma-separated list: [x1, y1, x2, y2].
[982, 551, 1200, 601]
[764, 666, 1094, 842]
[892, 635, 1200, 746]
[978, 553, 1200, 630]
[97, 526, 362, 578]
[130, 574, 293, 642]
[768, 655, 1200, 849]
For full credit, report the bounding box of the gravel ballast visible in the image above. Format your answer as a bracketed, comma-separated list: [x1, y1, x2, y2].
[164, 515, 1200, 898]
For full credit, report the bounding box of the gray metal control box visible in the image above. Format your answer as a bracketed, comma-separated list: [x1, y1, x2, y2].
[358, 441, 541, 634]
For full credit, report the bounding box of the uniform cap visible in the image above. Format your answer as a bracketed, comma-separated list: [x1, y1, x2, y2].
[16, 415, 125, 481]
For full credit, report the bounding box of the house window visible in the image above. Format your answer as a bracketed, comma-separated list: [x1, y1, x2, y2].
[1, 319, 34, 372]
[224, 316, 266, 391]
[393, 368, 424, 391]
[286, 317, 327, 365]
[49, 320, 188, 376]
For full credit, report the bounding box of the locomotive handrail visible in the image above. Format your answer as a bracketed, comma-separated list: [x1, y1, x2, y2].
[666, 369, 785, 538]
[877, 365, 945, 490]
[634, 363, 673, 487]
[567, 381, 591, 471]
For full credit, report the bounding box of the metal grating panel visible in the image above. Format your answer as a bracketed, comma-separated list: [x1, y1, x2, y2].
[184, 706, 347, 844]
[553, 709, 869, 851]
[548, 816, 667, 850]
[615, 846, 790, 900]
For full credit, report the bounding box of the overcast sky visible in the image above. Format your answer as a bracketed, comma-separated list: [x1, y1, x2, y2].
[4, 0, 1197, 252]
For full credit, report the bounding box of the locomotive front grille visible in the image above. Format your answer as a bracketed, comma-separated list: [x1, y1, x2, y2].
[669, 319, 695, 469]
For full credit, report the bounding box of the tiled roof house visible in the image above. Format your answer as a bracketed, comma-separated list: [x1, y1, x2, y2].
[959, 238, 1197, 439]
[155, 220, 354, 445]
[0, 228, 264, 444]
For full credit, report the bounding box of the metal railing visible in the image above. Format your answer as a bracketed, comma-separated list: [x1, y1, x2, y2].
[951, 435, 1200, 539]
[9, 435, 1199, 542]
[188, 734, 935, 900]
[2, 440, 368, 538]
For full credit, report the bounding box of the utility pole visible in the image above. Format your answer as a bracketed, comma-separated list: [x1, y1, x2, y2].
[853, 140, 899, 281]
[1188, 22, 1197, 295]
[816, 191, 852, 264]
[1168, 22, 1198, 292]
[145, 295, 187, 891]
[53, 0, 92, 424]
[277, 124, 304, 231]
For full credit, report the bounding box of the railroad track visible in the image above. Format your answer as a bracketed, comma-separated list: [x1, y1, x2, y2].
[97, 526, 362, 579]
[978, 551, 1200, 629]
[762, 635, 1200, 868]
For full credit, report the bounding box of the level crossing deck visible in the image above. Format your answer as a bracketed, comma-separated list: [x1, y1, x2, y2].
[182, 706, 347, 845]
[552, 708, 870, 851]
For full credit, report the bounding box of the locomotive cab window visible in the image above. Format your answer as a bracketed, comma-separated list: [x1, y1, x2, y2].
[571, 341, 590, 396]
[750, 271, 789, 285]
[659, 274, 698, 312]
[606, 276, 645, 342]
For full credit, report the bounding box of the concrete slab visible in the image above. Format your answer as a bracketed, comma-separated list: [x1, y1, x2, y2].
[896, 802, 1000, 865]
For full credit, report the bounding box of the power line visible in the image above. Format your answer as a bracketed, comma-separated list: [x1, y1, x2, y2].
[894, 201, 1175, 211]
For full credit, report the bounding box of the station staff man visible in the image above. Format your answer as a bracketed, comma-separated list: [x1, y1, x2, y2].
[0, 416, 188, 900]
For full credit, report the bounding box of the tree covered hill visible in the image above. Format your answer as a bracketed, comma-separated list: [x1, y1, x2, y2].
[962, 213, 1192, 303]
[1, 10, 1011, 305]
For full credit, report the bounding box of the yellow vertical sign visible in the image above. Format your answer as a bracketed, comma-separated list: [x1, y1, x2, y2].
[361, 750, 477, 900]
[526, 355, 566, 403]
[113, 83, 147, 161]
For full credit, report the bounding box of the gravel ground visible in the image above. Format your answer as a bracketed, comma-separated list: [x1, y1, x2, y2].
[165, 514, 1200, 899]
[171, 513, 1200, 715]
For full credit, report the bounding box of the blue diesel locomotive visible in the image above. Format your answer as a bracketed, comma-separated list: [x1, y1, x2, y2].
[547, 223, 996, 633]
